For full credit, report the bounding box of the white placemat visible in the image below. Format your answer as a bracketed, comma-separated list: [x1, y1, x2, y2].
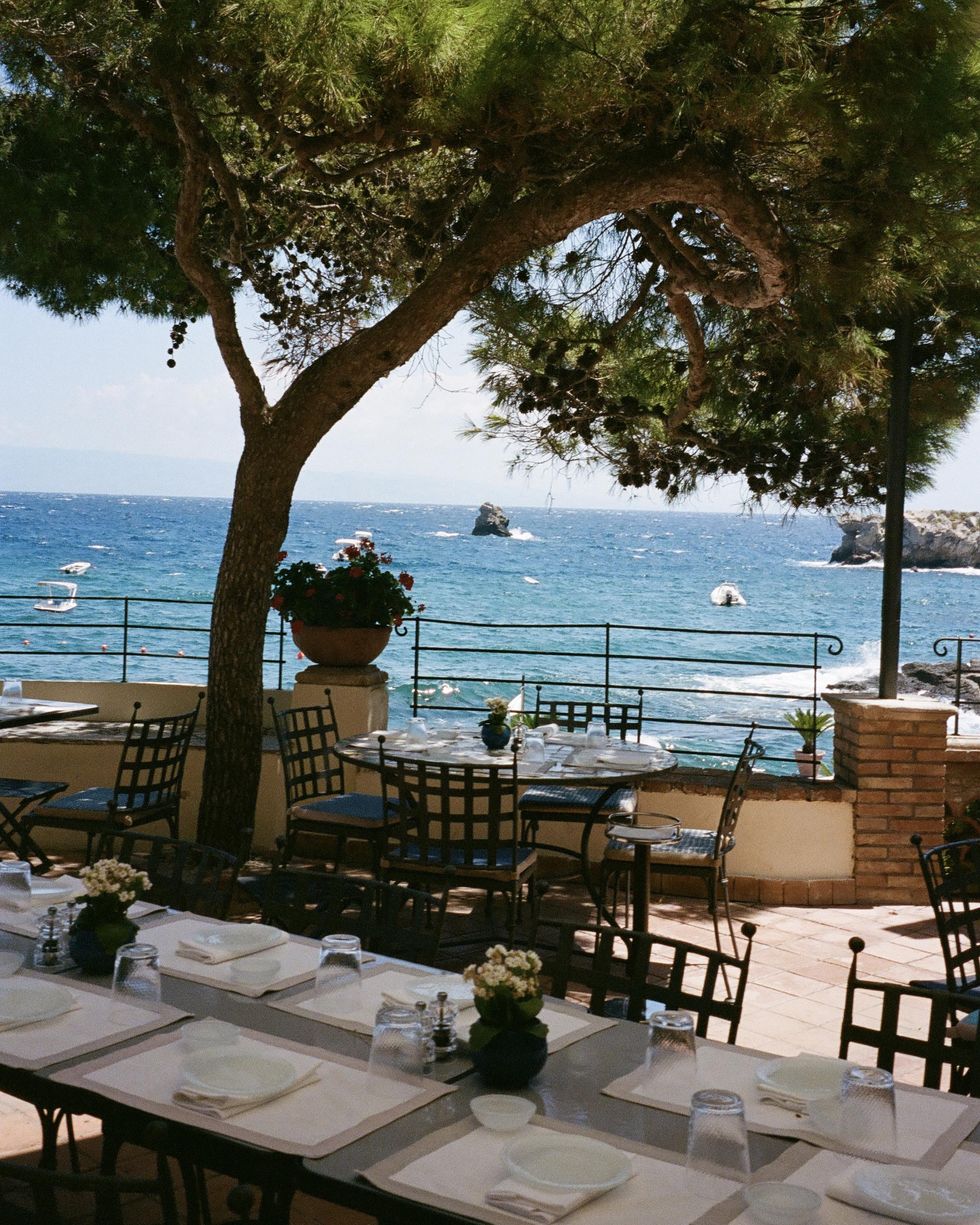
[52, 1025, 454, 1159]
[602, 1041, 980, 1167]
[0, 971, 188, 1070]
[361, 1115, 757, 1225]
[0, 896, 167, 939]
[0, 873, 85, 918]
[727, 1142, 980, 1225]
[141, 913, 318, 996]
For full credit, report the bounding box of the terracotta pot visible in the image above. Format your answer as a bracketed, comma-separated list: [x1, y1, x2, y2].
[291, 624, 392, 666]
[794, 748, 826, 779]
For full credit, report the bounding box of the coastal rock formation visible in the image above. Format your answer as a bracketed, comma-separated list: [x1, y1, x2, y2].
[826, 657, 980, 706]
[472, 502, 511, 537]
[831, 510, 980, 568]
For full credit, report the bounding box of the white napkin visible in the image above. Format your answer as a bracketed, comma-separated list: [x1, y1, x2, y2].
[380, 988, 475, 1014]
[175, 927, 288, 965]
[826, 1163, 980, 1225]
[0, 879, 77, 912]
[0, 995, 79, 1032]
[536, 724, 561, 738]
[486, 1173, 630, 1224]
[173, 1065, 320, 1119]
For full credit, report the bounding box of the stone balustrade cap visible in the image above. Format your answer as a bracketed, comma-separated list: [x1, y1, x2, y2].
[822, 692, 957, 719]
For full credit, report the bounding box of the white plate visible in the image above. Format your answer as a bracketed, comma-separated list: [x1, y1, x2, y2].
[596, 750, 653, 769]
[405, 975, 474, 1007]
[756, 1055, 853, 1102]
[0, 981, 74, 1025]
[181, 1048, 298, 1098]
[854, 1166, 980, 1225]
[190, 924, 282, 954]
[504, 1133, 633, 1193]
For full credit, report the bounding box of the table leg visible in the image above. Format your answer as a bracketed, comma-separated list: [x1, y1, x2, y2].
[631, 843, 651, 934]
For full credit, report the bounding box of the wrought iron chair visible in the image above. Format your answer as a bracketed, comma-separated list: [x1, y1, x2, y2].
[260, 867, 449, 964]
[22, 694, 204, 864]
[96, 827, 252, 920]
[269, 691, 397, 873]
[534, 918, 757, 1042]
[840, 936, 980, 1096]
[910, 833, 980, 999]
[518, 687, 645, 866]
[0, 778, 68, 871]
[379, 743, 536, 943]
[600, 727, 764, 957]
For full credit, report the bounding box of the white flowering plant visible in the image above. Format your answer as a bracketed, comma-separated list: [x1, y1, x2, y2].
[483, 697, 510, 729]
[75, 858, 151, 927]
[463, 945, 549, 1050]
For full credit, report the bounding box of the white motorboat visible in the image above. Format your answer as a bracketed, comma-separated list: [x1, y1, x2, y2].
[59, 561, 91, 575]
[709, 582, 746, 607]
[34, 581, 78, 613]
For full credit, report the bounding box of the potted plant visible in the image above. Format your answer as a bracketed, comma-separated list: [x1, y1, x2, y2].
[270, 540, 424, 666]
[69, 858, 151, 974]
[480, 696, 512, 751]
[464, 944, 549, 1088]
[784, 708, 834, 779]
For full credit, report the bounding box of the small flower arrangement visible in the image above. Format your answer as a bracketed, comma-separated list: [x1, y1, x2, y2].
[269, 541, 424, 630]
[463, 945, 549, 1051]
[483, 697, 510, 729]
[74, 858, 150, 929]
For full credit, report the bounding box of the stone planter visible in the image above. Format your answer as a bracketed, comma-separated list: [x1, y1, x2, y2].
[291, 624, 392, 667]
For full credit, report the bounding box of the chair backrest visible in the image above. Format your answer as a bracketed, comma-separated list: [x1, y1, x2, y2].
[379, 745, 521, 873]
[713, 727, 765, 855]
[268, 690, 345, 806]
[110, 693, 204, 814]
[534, 918, 757, 1042]
[532, 686, 644, 742]
[0, 1120, 180, 1224]
[97, 827, 251, 919]
[260, 869, 449, 963]
[911, 834, 980, 993]
[840, 935, 980, 1095]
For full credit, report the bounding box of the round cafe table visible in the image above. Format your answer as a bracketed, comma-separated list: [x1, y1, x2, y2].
[334, 728, 677, 932]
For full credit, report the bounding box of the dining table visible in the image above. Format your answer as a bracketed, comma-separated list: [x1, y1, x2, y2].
[1, 906, 979, 1225]
[334, 727, 679, 932]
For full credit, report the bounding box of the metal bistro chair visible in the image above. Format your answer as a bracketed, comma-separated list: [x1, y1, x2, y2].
[910, 833, 980, 999]
[23, 694, 203, 864]
[840, 936, 980, 1096]
[0, 778, 68, 872]
[535, 918, 757, 1042]
[601, 727, 764, 957]
[269, 691, 398, 873]
[518, 687, 645, 870]
[96, 828, 252, 920]
[379, 742, 537, 944]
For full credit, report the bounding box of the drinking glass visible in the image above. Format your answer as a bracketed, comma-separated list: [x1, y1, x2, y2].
[0, 860, 32, 906]
[405, 717, 429, 747]
[686, 1089, 751, 1188]
[368, 1004, 426, 1082]
[647, 1009, 698, 1091]
[839, 1066, 897, 1154]
[2, 679, 23, 701]
[523, 732, 547, 765]
[315, 933, 362, 993]
[585, 719, 607, 750]
[112, 942, 161, 1008]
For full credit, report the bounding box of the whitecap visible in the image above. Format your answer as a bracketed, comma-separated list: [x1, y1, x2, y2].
[88, 544, 111, 551]
[432, 531, 459, 538]
[523, 576, 540, 584]
[508, 527, 537, 541]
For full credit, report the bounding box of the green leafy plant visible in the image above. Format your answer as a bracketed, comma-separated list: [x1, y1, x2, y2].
[270, 540, 423, 631]
[463, 945, 549, 1051]
[509, 711, 537, 730]
[784, 708, 834, 753]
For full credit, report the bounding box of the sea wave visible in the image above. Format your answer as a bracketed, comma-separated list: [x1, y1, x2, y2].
[508, 527, 537, 541]
[695, 640, 881, 699]
[432, 531, 459, 538]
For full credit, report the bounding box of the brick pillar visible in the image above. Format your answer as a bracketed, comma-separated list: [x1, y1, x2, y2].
[824, 694, 954, 904]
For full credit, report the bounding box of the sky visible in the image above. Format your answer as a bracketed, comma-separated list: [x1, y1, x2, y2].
[1, 289, 978, 512]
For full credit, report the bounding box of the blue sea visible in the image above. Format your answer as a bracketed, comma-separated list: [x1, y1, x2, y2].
[2, 493, 978, 767]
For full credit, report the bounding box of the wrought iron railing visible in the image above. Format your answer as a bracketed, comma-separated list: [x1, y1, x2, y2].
[409, 617, 845, 773]
[933, 635, 980, 735]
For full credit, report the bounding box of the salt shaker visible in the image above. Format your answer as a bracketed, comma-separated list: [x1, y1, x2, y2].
[34, 905, 65, 970]
[65, 899, 78, 936]
[415, 1000, 436, 1069]
[428, 989, 458, 1059]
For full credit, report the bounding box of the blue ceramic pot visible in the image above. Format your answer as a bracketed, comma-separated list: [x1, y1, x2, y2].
[69, 919, 139, 975]
[480, 722, 511, 752]
[471, 1028, 548, 1089]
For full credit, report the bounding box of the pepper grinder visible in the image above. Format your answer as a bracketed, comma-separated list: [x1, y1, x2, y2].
[429, 989, 458, 1059]
[415, 1000, 436, 1069]
[33, 905, 64, 970]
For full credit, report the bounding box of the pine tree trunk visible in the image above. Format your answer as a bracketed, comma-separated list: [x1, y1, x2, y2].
[197, 435, 301, 851]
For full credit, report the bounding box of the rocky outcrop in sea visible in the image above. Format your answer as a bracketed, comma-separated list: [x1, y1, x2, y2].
[472, 502, 511, 537]
[831, 510, 980, 568]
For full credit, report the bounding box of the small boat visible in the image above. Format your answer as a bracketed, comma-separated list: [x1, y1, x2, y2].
[59, 561, 91, 575]
[709, 582, 746, 607]
[34, 581, 78, 613]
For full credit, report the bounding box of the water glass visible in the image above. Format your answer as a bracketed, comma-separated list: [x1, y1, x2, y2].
[368, 1004, 427, 1082]
[686, 1089, 751, 1188]
[523, 732, 547, 765]
[315, 933, 361, 993]
[647, 1009, 698, 1090]
[0, 860, 32, 906]
[585, 719, 607, 750]
[2, 679, 23, 701]
[839, 1066, 897, 1154]
[405, 716, 429, 747]
[112, 942, 161, 1008]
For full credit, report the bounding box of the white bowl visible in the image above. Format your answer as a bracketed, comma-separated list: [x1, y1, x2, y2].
[179, 1018, 241, 1051]
[0, 951, 24, 977]
[470, 1094, 536, 1132]
[228, 957, 281, 986]
[744, 1183, 823, 1225]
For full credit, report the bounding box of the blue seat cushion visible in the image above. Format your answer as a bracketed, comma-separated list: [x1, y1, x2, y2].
[0, 778, 67, 804]
[519, 784, 636, 817]
[34, 787, 166, 819]
[289, 792, 394, 830]
[604, 826, 730, 866]
[383, 841, 536, 879]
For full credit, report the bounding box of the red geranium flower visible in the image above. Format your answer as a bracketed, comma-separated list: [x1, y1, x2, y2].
[348, 566, 364, 579]
[304, 586, 316, 598]
[292, 618, 304, 630]
[271, 594, 284, 609]
[380, 553, 393, 564]
[343, 544, 360, 559]
[275, 550, 288, 562]
[398, 571, 414, 590]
